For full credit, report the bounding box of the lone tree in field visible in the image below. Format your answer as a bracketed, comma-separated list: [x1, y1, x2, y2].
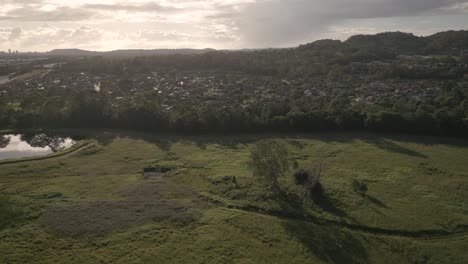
[250, 139, 289, 193]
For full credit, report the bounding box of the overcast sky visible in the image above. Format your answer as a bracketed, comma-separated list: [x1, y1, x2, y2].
[0, 0, 467, 51]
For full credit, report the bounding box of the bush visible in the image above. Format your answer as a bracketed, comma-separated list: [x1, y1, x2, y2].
[211, 176, 238, 187]
[143, 165, 175, 173]
[78, 144, 103, 156]
[293, 169, 309, 185]
[294, 163, 324, 192]
[293, 160, 299, 169]
[352, 179, 368, 194]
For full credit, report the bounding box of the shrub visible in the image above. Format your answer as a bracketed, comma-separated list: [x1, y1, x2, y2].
[352, 179, 368, 194]
[294, 163, 324, 192]
[293, 160, 299, 169]
[293, 169, 309, 185]
[143, 165, 175, 173]
[78, 144, 103, 156]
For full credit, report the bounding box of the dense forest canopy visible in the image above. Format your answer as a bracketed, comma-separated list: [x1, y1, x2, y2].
[0, 31, 467, 136]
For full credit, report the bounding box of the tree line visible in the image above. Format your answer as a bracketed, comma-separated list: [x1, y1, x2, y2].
[0, 82, 467, 136]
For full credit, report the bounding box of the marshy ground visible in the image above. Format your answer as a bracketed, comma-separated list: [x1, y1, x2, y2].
[0, 131, 467, 263]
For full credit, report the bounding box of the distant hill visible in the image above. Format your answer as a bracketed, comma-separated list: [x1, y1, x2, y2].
[47, 49, 96, 57]
[424, 30, 468, 54]
[344, 30, 468, 56]
[46, 48, 215, 57]
[1, 30, 467, 60]
[345, 32, 426, 55]
[295, 30, 468, 61]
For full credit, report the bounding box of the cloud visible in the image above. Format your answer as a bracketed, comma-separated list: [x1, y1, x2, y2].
[82, 3, 181, 13]
[0, 0, 466, 50]
[442, 1, 468, 12]
[215, 0, 468, 47]
[0, 5, 95, 22]
[0, 25, 108, 51]
[9, 27, 22, 40]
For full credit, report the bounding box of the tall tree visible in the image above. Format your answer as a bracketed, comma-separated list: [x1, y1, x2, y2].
[250, 139, 289, 193]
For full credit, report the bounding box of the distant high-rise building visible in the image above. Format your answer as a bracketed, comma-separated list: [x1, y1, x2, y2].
[8, 49, 11, 54]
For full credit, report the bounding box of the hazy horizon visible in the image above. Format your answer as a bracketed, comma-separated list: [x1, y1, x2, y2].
[0, 0, 467, 52]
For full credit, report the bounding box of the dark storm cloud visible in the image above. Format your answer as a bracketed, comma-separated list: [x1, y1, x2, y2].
[220, 0, 468, 46]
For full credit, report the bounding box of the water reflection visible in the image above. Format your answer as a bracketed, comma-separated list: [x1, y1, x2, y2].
[0, 134, 75, 160]
[0, 135, 10, 148]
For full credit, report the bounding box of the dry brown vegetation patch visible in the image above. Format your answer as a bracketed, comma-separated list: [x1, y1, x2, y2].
[39, 177, 208, 237]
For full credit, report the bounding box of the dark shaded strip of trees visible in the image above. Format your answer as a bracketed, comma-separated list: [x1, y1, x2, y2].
[1, 87, 467, 137]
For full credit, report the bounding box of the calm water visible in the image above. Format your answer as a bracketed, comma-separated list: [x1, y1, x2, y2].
[0, 134, 75, 160]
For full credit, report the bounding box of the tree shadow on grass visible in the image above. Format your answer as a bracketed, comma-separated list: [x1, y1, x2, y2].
[365, 194, 388, 209]
[271, 185, 358, 230]
[210, 180, 369, 263]
[109, 131, 260, 152]
[95, 132, 116, 146]
[276, 186, 368, 263]
[152, 138, 173, 152]
[282, 219, 369, 264]
[310, 184, 351, 220]
[372, 139, 428, 158]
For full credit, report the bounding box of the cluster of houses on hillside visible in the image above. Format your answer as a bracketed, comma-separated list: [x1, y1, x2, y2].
[353, 79, 443, 104]
[1, 65, 466, 109]
[0, 58, 49, 68]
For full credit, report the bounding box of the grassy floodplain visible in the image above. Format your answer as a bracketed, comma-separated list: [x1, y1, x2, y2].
[0, 131, 467, 264]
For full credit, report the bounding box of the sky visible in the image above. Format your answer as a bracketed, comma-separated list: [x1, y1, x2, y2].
[0, 0, 467, 52]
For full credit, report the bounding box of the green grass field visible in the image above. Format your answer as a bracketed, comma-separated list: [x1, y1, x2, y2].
[0, 131, 467, 264]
